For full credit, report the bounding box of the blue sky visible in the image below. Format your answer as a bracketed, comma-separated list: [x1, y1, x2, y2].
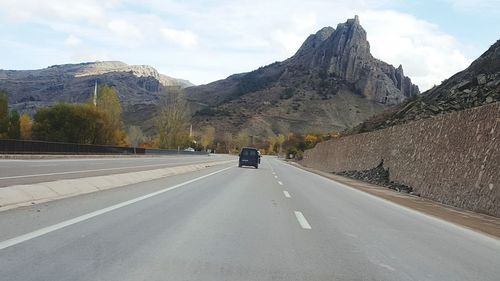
[0, 0, 499, 91]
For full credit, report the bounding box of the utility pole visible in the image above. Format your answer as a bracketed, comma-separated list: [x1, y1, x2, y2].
[93, 80, 98, 107]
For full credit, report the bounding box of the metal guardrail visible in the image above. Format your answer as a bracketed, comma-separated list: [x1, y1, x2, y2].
[0, 139, 207, 155]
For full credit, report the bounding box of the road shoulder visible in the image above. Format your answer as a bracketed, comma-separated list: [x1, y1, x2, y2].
[288, 161, 500, 239]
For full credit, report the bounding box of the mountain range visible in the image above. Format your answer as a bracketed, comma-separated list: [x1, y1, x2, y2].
[1, 16, 422, 138]
[0, 61, 192, 132]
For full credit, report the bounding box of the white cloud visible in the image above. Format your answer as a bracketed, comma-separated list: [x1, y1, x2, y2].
[0, 0, 113, 22]
[0, 0, 490, 88]
[445, 0, 500, 14]
[273, 30, 306, 53]
[70, 48, 110, 62]
[107, 19, 142, 41]
[360, 10, 471, 90]
[64, 35, 81, 46]
[292, 12, 317, 30]
[160, 28, 199, 49]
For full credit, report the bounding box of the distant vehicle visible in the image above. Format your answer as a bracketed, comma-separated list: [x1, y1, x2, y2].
[184, 147, 195, 152]
[239, 147, 260, 169]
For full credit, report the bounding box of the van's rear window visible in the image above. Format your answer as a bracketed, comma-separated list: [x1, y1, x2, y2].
[242, 149, 257, 156]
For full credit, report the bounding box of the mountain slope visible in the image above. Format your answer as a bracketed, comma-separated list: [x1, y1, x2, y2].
[0, 61, 193, 132]
[352, 40, 500, 134]
[186, 16, 419, 138]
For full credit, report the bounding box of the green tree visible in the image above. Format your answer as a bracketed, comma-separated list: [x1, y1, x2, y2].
[20, 113, 32, 140]
[32, 103, 108, 144]
[96, 85, 125, 145]
[7, 110, 20, 139]
[0, 91, 8, 138]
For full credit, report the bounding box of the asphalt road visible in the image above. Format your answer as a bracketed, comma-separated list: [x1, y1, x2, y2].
[0, 157, 499, 281]
[0, 154, 233, 187]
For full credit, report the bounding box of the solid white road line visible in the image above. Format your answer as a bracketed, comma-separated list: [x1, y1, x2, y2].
[278, 181, 283, 185]
[0, 160, 213, 180]
[294, 211, 312, 229]
[283, 190, 291, 198]
[0, 166, 233, 251]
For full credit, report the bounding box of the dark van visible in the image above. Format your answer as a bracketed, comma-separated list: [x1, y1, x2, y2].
[239, 147, 260, 169]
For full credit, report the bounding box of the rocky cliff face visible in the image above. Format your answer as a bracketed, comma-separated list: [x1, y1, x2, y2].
[0, 61, 193, 132]
[289, 16, 418, 105]
[352, 40, 500, 133]
[71, 61, 193, 88]
[186, 16, 419, 138]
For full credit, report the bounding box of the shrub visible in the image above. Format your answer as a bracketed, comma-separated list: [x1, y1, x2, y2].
[280, 87, 296, 99]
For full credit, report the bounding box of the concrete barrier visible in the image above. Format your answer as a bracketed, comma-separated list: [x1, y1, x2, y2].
[0, 160, 235, 211]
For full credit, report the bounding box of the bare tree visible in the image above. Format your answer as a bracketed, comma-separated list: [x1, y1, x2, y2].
[201, 126, 215, 151]
[267, 135, 277, 154]
[156, 88, 190, 149]
[223, 132, 233, 153]
[127, 126, 144, 154]
[276, 134, 285, 156]
[237, 130, 249, 149]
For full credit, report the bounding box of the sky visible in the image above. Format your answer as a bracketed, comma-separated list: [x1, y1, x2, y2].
[0, 0, 499, 91]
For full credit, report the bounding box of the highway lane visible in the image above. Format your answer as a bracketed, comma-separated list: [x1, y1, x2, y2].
[0, 154, 234, 187]
[0, 157, 499, 281]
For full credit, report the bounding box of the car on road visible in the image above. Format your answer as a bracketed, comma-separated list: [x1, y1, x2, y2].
[238, 147, 260, 168]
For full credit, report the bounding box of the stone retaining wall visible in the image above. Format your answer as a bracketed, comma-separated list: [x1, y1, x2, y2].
[302, 103, 500, 217]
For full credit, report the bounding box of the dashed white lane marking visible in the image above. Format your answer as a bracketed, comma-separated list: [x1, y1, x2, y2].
[278, 181, 283, 185]
[379, 263, 396, 272]
[283, 191, 291, 198]
[272, 172, 276, 175]
[274, 175, 278, 179]
[0, 166, 233, 251]
[294, 211, 312, 229]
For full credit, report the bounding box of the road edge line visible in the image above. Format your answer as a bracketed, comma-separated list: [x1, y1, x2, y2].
[280, 160, 500, 243]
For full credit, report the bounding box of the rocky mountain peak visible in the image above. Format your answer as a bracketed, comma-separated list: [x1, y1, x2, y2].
[325, 15, 371, 79]
[289, 16, 418, 105]
[186, 16, 421, 137]
[468, 40, 500, 75]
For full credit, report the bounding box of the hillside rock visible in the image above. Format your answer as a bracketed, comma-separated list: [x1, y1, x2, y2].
[186, 16, 419, 138]
[0, 61, 193, 133]
[71, 61, 193, 88]
[352, 40, 500, 134]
